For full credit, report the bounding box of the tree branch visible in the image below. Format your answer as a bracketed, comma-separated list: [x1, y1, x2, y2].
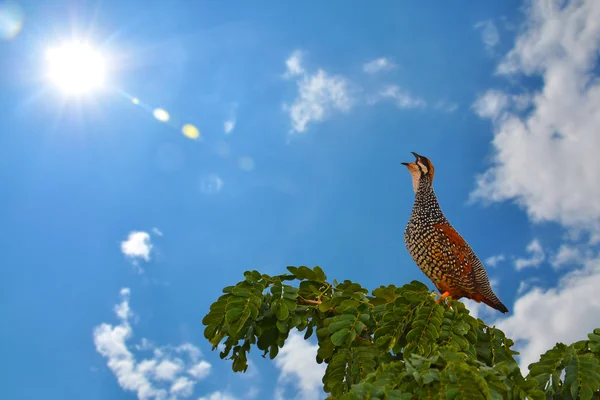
[298, 298, 322, 306]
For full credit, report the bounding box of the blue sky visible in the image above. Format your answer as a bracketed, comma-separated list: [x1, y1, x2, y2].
[2, 0, 600, 399]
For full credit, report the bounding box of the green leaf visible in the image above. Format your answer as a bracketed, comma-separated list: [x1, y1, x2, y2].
[527, 342, 568, 393]
[228, 307, 251, 336]
[405, 302, 444, 357]
[588, 331, 600, 353]
[274, 299, 290, 321]
[225, 307, 243, 323]
[511, 371, 545, 400]
[444, 362, 492, 400]
[269, 344, 279, 359]
[422, 368, 440, 384]
[371, 285, 399, 305]
[256, 320, 278, 352]
[303, 322, 314, 340]
[563, 348, 600, 400]
[287, 265, 316, 280]
[282, 285, 299, 300]
[317, 338, 335, 362]
[231, 286, 251, 297]
[313, 266, 327, 282]
[329, 319, 353, 333]
[318, 300, 333, 312]
[375, 334, 396, 352]
[243, 270, 261, 282]
[324, 348, 352, 397]
[331, 328, 351, 346]
[282, 298, 297, 312]
[276, 320, 288, 333]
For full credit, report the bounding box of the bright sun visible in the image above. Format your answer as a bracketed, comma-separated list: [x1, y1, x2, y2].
[45, 41, 106, 95]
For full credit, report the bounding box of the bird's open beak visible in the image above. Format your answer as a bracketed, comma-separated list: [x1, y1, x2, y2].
[402, 152, 420, 166]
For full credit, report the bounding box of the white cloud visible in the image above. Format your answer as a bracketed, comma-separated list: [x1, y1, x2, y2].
[154, 360, 182, 381]
[170, 377, 194, 397]
[484, 254, 505, 267]
[461, 299, 492, 321]
[93, 289, 212, 400]
[372, 85, 426, 109]
[434, 101, 459, 113]
[469, 1, 600, 375]
[284, 50, 305, 78]
[176, 343, 202, 362]
[198, 392, 238, 400]
[516, 277, 541, 295]
[283, 50, 451, 132]
[551, 244, 583, 269]
[470, 0, 600, 234]
[273, 387, 285, 400]
[121, 232, 153, 267]
[489, 278, 499, 290]
[472, 90, 533, 120]
[246, 387, 259, 399]
[152, 228, 163, 237]
[472, 90, 509, 120]
[474, 20, 500, 52]
[274, 330, 325, 400]
[223, 102, 238, 135]
[286, 71, 353, 133]
[516, 281, 528, 296]
[188, 361, 211, 380]
[363, 57, 396, 74]
[514, 239, 545, 270]
[283, 50, 354, 134]
[115, 288, 132, 319]
[369, 87, 459, 114]
[496, 251, 600, 373]
[224, 120, 235, 134]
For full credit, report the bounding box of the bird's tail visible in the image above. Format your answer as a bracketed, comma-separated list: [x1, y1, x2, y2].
[481, 295, 509, 314]
[473, 264, 510, 313]
[474, 290, 509, 313]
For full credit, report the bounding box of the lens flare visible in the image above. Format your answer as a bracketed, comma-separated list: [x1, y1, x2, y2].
[153, 108, 170, 122]
[200, 174, 224, 194]
[238, 156, 255, 171]
[0, 1, 24, 40]
[182, 124, 200, 140]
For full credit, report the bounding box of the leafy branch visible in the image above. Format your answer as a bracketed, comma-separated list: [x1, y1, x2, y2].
[202, 266, 600, 399]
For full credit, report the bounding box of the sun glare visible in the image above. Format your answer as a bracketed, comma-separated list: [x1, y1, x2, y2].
[45, 41, 106, 95]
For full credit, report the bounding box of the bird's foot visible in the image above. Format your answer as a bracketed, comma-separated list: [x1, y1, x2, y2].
[435, 291, 453, 309]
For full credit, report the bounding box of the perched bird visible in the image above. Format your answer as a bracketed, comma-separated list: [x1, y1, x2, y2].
[402, 152, 508, 313]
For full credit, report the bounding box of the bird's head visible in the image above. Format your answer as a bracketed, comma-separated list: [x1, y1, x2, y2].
[401, 152, 435, 193]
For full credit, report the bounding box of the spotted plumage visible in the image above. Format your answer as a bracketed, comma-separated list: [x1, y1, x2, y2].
[402, 152, 508, 313]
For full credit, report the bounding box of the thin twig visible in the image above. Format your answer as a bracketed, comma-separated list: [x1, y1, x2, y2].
[298, 298, 322, 306]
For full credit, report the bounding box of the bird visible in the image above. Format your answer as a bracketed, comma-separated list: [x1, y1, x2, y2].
[402, 152, 509, 314]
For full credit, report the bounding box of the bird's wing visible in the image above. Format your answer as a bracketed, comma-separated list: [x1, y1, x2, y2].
[433, 222, 474, 280]
[433, 224, 508, 313]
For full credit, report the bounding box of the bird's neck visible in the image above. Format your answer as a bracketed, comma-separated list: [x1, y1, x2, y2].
[412, 177, 444, 221]
[415, 176, 434, 200]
